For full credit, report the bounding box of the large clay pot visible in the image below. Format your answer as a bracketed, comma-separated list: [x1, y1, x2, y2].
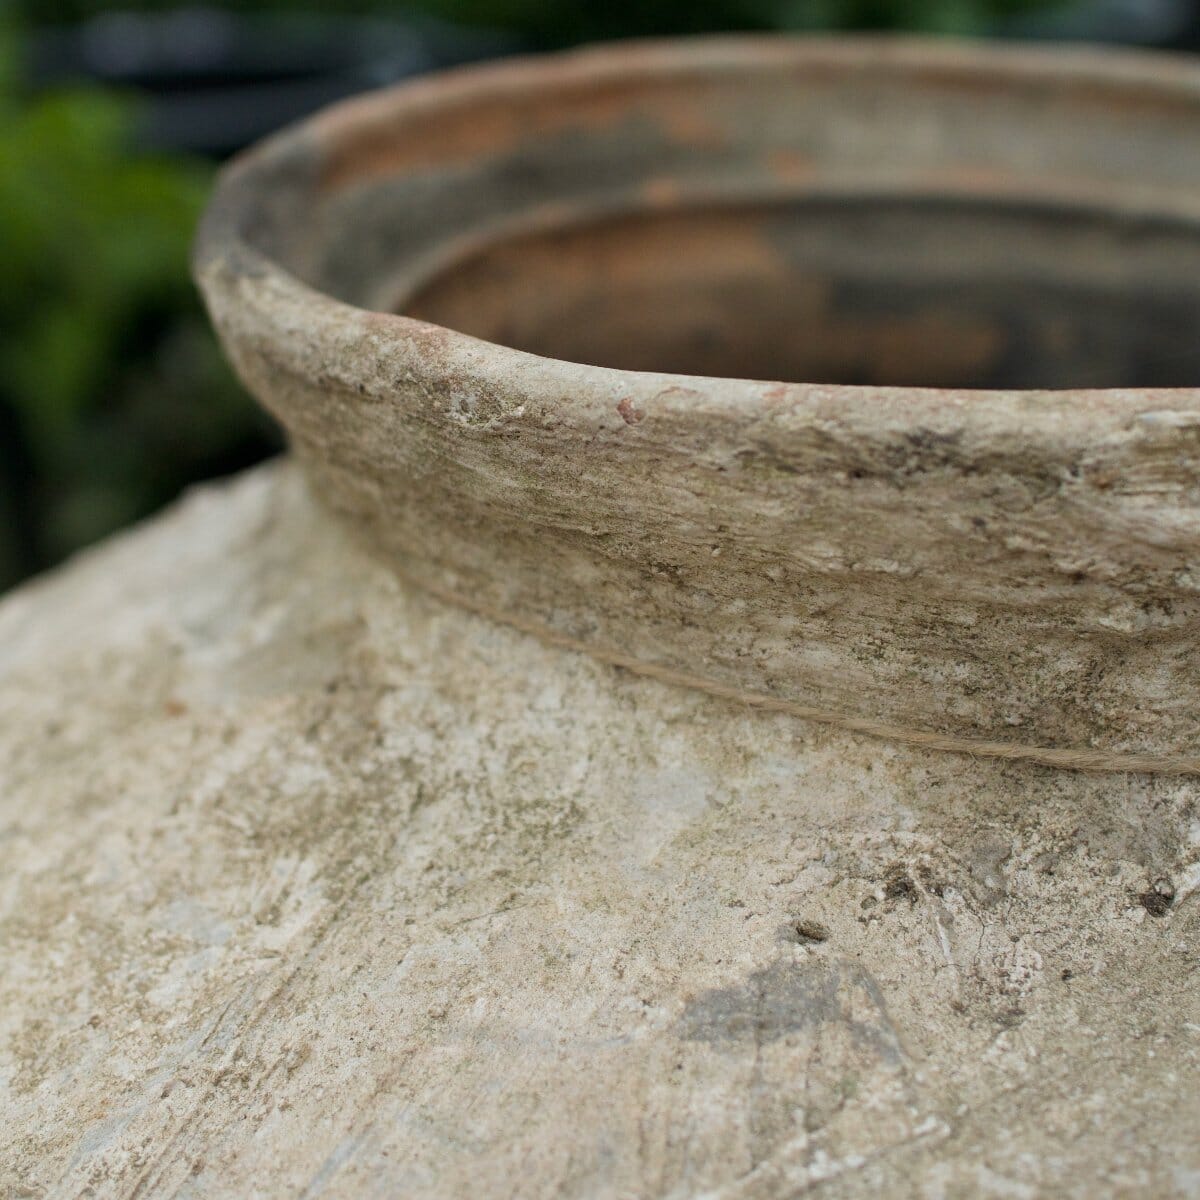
[4, 37, 1200, 1197]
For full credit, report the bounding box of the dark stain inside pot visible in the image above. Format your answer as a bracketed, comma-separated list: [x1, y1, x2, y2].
[401, 197, 1200, 390]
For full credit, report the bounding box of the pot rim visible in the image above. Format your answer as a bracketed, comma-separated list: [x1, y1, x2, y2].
[193, 34, 1200, 772]
[195, 32, 1200, 415]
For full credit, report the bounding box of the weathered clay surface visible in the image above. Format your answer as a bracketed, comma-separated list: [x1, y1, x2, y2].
[194, 37, 1200, 762]
[2, 463, 1199, 1197]
[7, 35, 1200, 1198]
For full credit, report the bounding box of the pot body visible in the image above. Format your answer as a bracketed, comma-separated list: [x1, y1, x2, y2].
[1, 462, 1198, 1197]
[5, 35, 1200, 1198]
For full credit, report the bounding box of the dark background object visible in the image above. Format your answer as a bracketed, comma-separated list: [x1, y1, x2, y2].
[1003, 0, 1200, 47]
[26, 8, 518, 157]
[0, 0, 1194, 592]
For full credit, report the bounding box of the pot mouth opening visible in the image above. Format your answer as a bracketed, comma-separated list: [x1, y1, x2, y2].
[398, 194, 1200, 391]
[200, 37, 1200, 397]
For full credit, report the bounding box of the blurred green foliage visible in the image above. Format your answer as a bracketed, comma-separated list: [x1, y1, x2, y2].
[19, 0, 1055, 41]
[405, 0, 1055, 42]
[0, 24, 272, 590]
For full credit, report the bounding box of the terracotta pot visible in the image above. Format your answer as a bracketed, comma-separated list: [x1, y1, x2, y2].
[5, 37, 1200, 1197]
[195, 35, 1200, 770]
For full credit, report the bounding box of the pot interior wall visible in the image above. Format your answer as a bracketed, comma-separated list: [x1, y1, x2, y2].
[401, 196, 1200, 389]
[237, 49, 1200, 392]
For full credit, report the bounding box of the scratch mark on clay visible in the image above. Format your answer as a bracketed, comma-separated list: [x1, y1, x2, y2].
[300, 1131, 371, 1199]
